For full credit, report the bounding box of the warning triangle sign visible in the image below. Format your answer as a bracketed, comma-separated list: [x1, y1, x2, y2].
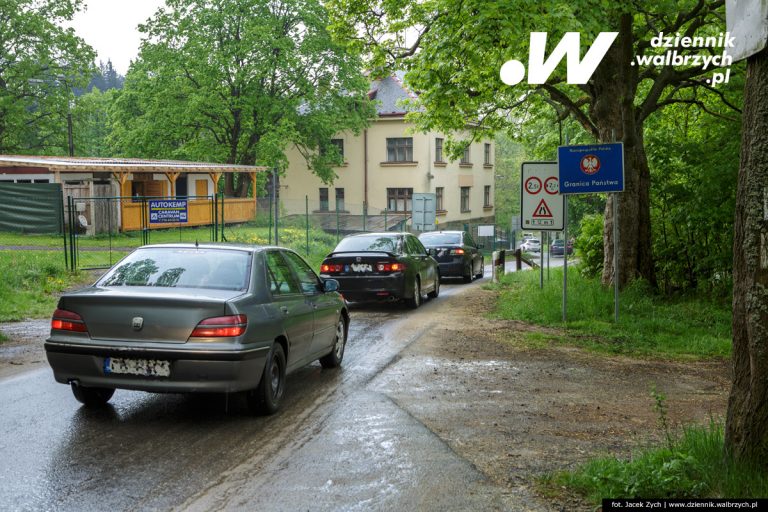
[532, 199, 553, 218]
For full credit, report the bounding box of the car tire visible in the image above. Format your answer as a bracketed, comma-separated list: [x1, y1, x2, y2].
[248, 343, 286, 415]
[427, 274, 440, 299]
[407, 278, 421, 309]
[71, 383, 114, 407]
[463, 265, 473, 283]
[319, 316, 347, 369]
[475, 258, 485, 279]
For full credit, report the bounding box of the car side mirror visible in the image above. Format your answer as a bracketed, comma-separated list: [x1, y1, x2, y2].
[323, 278, 340, 293]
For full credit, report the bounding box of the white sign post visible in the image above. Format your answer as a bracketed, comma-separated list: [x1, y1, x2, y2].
[521, 162, 564, 231]
[521, 162, 564, 290]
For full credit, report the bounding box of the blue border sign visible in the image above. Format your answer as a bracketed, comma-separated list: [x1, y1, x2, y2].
[149, 200, 188, 224]
[558, 143, 624, 194]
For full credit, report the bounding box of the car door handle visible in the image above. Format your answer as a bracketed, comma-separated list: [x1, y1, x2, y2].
[280, 306, 289, 314]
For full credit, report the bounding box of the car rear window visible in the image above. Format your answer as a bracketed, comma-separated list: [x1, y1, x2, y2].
[97, 248, 251, 290]
[418, 232, 461, 245]
[334, 235, 398, 253]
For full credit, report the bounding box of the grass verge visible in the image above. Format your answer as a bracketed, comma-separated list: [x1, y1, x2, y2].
[541, 421, 768, 503]
[492, 267, 731, 359]
[0, 251, 91, 324]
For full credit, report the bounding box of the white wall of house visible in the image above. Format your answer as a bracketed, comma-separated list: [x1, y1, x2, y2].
[281, 116, 495, 225]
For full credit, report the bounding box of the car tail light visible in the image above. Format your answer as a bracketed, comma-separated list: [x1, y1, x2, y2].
[51, 308, 89, 333]
[190, 314, 247, 337]
[450, 248, 465, 255]
[321, 263, 344, 273]
[376, 262, 406, 272]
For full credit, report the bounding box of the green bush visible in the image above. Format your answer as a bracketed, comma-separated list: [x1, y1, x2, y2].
[552, 421, 768, 503]
[575, 213, 604, 278]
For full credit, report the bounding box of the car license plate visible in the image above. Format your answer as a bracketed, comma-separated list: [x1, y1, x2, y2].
[351, 263, 372, 272]
[104, 357, 170, 377]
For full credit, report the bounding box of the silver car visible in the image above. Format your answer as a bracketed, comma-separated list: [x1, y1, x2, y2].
[520, 238, 541, 253]
[45, 244, 348, 414]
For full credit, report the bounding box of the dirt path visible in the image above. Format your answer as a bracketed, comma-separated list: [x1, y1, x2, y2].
[371, 286, 730, 510]
[0, 284, 730, 509]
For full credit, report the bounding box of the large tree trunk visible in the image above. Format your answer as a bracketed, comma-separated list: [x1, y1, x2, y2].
[725, 49, 768, 464]
[592, 15, 656, 288]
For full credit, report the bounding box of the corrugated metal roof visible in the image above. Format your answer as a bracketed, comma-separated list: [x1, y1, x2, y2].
[0, 155, 268, 173]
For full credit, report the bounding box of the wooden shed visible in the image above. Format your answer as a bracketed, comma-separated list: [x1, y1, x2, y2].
[0, 155, 268, 233]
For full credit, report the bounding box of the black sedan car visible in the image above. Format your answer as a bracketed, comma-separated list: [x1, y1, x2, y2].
[45, 244, 348, 414]
[319, 232, 440, 308]
[418, 230, 484, 282]
[549, 239, 574, 256]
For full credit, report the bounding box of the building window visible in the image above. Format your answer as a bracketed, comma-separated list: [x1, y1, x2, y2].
[460, 186, 471, 212]
[386, 137, 413, 162]
[436, 187, 444, 211]
[435, 138, 444, 163]
[319, 187, 329, 211]
[387, 188, 413, 212]
[484, 185, 492, 207]
[331, 138, 344, 159]
[484, 143, 491, 165]
[335, 187, 345, 211]
[461, 145, 471, 165]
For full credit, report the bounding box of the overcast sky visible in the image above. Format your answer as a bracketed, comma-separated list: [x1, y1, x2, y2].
[70, 0, 165, 75]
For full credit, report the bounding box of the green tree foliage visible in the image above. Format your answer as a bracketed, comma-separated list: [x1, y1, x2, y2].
[109, 0, 375, 196]
[492, 133, 523, 231]
[575, 213, 604, 278]
[328, 0, 737, 288]
[646, 85, 741, 296]
[0, 0, 95, 153]
[72, 88, 115, 157]
[85, 60, 124, 93]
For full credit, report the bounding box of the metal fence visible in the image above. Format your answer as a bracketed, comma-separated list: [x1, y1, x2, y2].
[0, 189, 507, 271]
[63, 194, 223, 270]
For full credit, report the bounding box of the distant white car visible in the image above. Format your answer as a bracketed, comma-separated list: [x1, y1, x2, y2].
[520, 238, 541, 253]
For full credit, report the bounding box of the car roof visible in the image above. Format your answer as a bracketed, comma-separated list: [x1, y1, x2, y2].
[137, 243, 288, 253]
[419, 230, 463, 235]
[344, 232, 405, 238]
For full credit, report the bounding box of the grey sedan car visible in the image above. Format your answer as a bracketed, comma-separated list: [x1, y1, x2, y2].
[45, 244, 349, 414]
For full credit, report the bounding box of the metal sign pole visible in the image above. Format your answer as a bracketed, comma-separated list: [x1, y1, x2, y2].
[539, 230, 544, 289]
[546, 231, 550, 281]
[563, 196, 568, 322]
[613, 193, 619, 322]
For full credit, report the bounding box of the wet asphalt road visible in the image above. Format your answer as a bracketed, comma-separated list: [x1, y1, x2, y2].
[0, 274, 512, 512]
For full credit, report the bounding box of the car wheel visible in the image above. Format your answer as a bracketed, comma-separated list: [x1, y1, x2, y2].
[463, 264, 473, 283]
[427, 274, 440, 299]
[475, 258, 485, 279]
[319, 316, 347, 369]
[248, 343, 286, 415]
[70, 383, 114, 407]
[407, 278, 421, 309]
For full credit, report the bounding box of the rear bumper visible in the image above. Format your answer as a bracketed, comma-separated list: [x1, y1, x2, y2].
[436, 260, 465, 277]
[45, 340, 269, 393]
[325, 273, 408, 302]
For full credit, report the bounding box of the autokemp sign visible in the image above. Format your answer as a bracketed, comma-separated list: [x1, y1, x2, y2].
[521, 161, 564, 231]
[558, 143, 625, 194]
[149, 200, 188, 224]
